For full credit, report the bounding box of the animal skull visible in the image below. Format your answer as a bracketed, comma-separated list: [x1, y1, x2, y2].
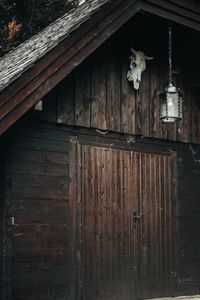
[127, 48, 154, 90]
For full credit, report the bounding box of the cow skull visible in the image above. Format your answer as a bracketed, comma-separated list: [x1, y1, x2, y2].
[127, 48, 154, 90]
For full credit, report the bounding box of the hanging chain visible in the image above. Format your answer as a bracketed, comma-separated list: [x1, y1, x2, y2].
[168, 26, 173, 85]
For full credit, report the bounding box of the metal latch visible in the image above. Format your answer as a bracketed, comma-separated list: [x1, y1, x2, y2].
[132, 210, 143, 228]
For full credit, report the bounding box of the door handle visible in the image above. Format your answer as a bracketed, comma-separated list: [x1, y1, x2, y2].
[132, 211, 143, 227]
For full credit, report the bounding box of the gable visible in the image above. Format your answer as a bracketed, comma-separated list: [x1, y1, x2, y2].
[0, 0, 200, 135]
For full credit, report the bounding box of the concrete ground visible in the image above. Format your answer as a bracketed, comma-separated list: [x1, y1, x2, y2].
[148, 296, 200, 300]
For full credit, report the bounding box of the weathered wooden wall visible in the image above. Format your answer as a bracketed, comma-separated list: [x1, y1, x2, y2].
[0, 140, 6, 300]
[177, 143, 200, 294]
[38, 22, 200, 144]
[1, 13, 200, 300]
[1, 121, 200, 299]
[4, 128, 71, 300]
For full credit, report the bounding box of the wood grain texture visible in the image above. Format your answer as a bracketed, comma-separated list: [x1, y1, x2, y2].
[1, 119, 200, 299]
[4, 129, 71, 300]
[39, 30, 200, 143]
[71, 139, 176, 299]
[0, 141, 6, 300]
[106, 44, 121, 132]
[121, 56, 136, 134]
[91, 50, 107, 129]
[57, 74, 75, 126]
[2, 0, 200, 136]
[75, 61, 91, 127]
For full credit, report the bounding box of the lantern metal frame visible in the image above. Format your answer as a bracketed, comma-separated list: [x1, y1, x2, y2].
[159, 26, 183, 123]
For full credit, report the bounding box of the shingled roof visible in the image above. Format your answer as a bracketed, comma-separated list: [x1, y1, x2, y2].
[0, 0, 110, 92]
[0, 0, 200, 135]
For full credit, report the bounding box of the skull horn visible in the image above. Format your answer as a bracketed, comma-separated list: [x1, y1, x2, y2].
[131, 47, 137, 54]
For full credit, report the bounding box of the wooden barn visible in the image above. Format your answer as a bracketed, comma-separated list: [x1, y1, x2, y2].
[0, 0, 200, 299]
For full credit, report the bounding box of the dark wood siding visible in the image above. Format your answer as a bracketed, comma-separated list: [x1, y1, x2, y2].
[2, 121, 200, 299]
[1, 7, 200, 300]
[4, 127, 71, 300]
[0, 140, 6, 300]
[38, 22, 200, 144]
[177, 144, 200, 294]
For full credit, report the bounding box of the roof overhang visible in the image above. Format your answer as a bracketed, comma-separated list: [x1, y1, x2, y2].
[0, 0, 200, 135]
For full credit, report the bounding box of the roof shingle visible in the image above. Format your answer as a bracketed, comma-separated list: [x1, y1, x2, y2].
[0, 0, 110, 92]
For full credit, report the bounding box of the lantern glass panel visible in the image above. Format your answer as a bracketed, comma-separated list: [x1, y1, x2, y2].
[159, 93, 167, 119]
[166, 91, 179, 118]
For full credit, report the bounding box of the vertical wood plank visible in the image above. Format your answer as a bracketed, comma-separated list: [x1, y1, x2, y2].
[41, 88, 57, 123]
[179, 86, 193, 142]
[0, 143, 7, 300]
[57, 74, 75, 125]
[176, 78, 186, 142]
[163, 156, 168, 291]
[171, 152, 178, 292]
[127, 151, 132, 300]
[131, 151, 136, 300]
[91, 49, 107, 130]
[154, 156, 159, 293]
[76, 141, 83, 300]
[113, 150, 117, 298]
[121, 57, 136, 134]
[121, 150, 126, 300]
[75, 61, 91, 127]
[68, 136, 77, 299]
[193, 95, 200, 143]
[137, 66, 150, 136]
[142, 154, 149, 296]
[149, 61, 163, 139]
[85, 146, 95, 299]
[106, 45, 121, 132]
[167, 155, 173, 292]
[158, 155, 164, 292]
[4, 147, 12, 300]
[92, 147, 98, 298]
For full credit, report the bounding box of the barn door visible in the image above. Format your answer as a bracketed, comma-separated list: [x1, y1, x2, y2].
[69, 138, 177, 300]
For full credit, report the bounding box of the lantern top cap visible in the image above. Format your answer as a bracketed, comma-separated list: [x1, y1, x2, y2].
[166, 83, 178, 93]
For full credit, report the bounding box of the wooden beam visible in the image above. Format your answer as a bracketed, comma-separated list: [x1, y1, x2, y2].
[142, 1, 200, 31]
[145, 0, 200, 23]
[166, 0, 200, 14]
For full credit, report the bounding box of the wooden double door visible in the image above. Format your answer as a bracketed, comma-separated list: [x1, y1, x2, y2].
[69, 138, 177, 300]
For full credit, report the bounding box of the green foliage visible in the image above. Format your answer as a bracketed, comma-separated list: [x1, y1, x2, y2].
[0, 0, 81, 57]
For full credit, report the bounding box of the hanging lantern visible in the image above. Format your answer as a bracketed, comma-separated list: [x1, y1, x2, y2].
[159, 26, 183, 123]
[159, 83, 182, 122]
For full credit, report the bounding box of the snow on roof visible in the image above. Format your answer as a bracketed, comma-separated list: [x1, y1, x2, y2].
[0, 0, 110, 92]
